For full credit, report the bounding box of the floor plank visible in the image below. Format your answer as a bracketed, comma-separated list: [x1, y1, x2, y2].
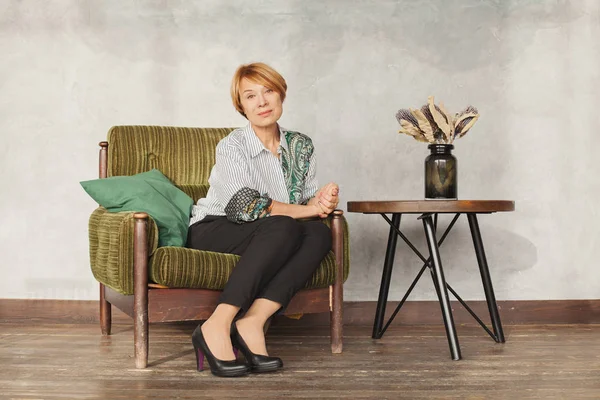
[0, 323, 599, 399]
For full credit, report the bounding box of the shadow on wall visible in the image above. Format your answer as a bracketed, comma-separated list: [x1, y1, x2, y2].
[440, 220, 538, 273]
[346, 214, 537, 299]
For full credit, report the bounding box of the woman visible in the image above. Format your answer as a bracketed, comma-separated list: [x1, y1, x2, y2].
[187, 62, 340, 377]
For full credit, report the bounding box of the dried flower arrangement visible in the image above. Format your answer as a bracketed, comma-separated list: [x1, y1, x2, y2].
[395, 96, 479, 144]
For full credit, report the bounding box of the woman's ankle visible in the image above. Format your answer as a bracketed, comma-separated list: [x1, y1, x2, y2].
[211, 304, 240, 324]
[236, 314, 266, 330]
[234, 318, 268, 356]
[200, 320, 236, 361]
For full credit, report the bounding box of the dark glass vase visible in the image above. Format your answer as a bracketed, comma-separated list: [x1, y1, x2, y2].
[425, 144, 457, 200]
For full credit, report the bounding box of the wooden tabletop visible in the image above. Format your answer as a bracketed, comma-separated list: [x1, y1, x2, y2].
[347, 200, 515, 214]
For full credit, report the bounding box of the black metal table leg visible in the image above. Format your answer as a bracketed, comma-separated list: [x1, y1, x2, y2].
[372, 213, 401, 339]
[467, 213, 505, 343]
[422, 214, 462, 360]
[428, 214, 443, 301]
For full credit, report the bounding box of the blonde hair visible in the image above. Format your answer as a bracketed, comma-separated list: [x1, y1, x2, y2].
[230, 62, 287, 118]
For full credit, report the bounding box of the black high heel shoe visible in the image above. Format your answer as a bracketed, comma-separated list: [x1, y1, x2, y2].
[231, 323, 283, 373]
[191, 325, 250, 377]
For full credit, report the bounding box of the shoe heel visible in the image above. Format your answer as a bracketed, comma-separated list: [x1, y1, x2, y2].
[233, 347, 239, 359]
[194, 344, 205, 372]
[192, 324, 250, 376]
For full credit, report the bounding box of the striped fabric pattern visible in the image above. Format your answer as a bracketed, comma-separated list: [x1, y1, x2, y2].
[150, 247, 239, 290]
[89, 125, 350, 295]
[90, 207, 349, 293]
[149, 215, 350, 290]
[177, 184, 210, 202]
[89, 207, 159, 295]
[107, 126, 234, 183]
[189, 123, 319, 225]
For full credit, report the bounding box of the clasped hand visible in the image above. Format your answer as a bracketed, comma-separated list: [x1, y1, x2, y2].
[307, 182, 340, 218]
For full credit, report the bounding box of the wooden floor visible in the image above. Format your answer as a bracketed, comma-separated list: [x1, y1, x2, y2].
[1, 322, 599, 399]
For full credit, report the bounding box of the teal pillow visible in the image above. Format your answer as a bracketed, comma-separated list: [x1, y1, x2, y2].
[81, 169, 193, 247]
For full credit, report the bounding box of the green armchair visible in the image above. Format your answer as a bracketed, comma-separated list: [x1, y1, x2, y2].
[88, 126, 350, 368]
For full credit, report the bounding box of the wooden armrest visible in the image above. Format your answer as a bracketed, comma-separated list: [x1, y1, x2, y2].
[330, 211, 344, 285]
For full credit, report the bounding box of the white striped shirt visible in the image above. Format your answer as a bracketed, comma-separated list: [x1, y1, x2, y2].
[189, 123, 319, 225]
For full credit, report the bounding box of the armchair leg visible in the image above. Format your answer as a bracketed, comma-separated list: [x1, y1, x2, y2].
[134, 301, 148, 369]
[133, 213, 149, 369]
[330, 210, 345, 354]
[330, 284, 343, 353]
[99, 283, 112, 336]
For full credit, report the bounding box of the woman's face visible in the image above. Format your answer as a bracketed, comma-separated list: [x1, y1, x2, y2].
[239, 78, 283, 129]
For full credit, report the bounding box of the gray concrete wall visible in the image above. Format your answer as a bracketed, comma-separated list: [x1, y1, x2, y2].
[1, 0, 598, 300]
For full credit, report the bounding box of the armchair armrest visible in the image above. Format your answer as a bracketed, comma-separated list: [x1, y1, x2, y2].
[330, 210, 345, 283]
[329, 209, 346, 354]
[89, 207, 159, 295]
[321, 209, 350, 283]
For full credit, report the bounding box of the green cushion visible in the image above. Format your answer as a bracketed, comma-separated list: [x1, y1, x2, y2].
[90, 205, 350, 295]
[148, 216, 350, 290]
[81, 169, 193, 247]
[149, 248, 343, 290]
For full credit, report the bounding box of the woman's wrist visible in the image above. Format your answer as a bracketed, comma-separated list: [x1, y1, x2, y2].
[271, 200, 324, 219]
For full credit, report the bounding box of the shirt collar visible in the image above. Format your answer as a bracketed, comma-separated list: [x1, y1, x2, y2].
[245, 123, 288, 158]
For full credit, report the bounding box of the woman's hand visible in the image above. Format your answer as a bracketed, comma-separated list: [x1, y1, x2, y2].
[307, 196, 328, 218]
[273, 182, 339, 220]
[309, 182, 340, 218]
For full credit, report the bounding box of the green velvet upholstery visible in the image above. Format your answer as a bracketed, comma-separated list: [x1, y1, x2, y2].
[82, 169, 194, 247]
[89, 126, 350, 296]
[148, 216, 349, 291]
[89, 207, 159, 295]
[106, 126, 233, 184]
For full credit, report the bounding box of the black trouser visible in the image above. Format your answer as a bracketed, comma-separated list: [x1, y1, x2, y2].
[186, 215, 332, 313]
